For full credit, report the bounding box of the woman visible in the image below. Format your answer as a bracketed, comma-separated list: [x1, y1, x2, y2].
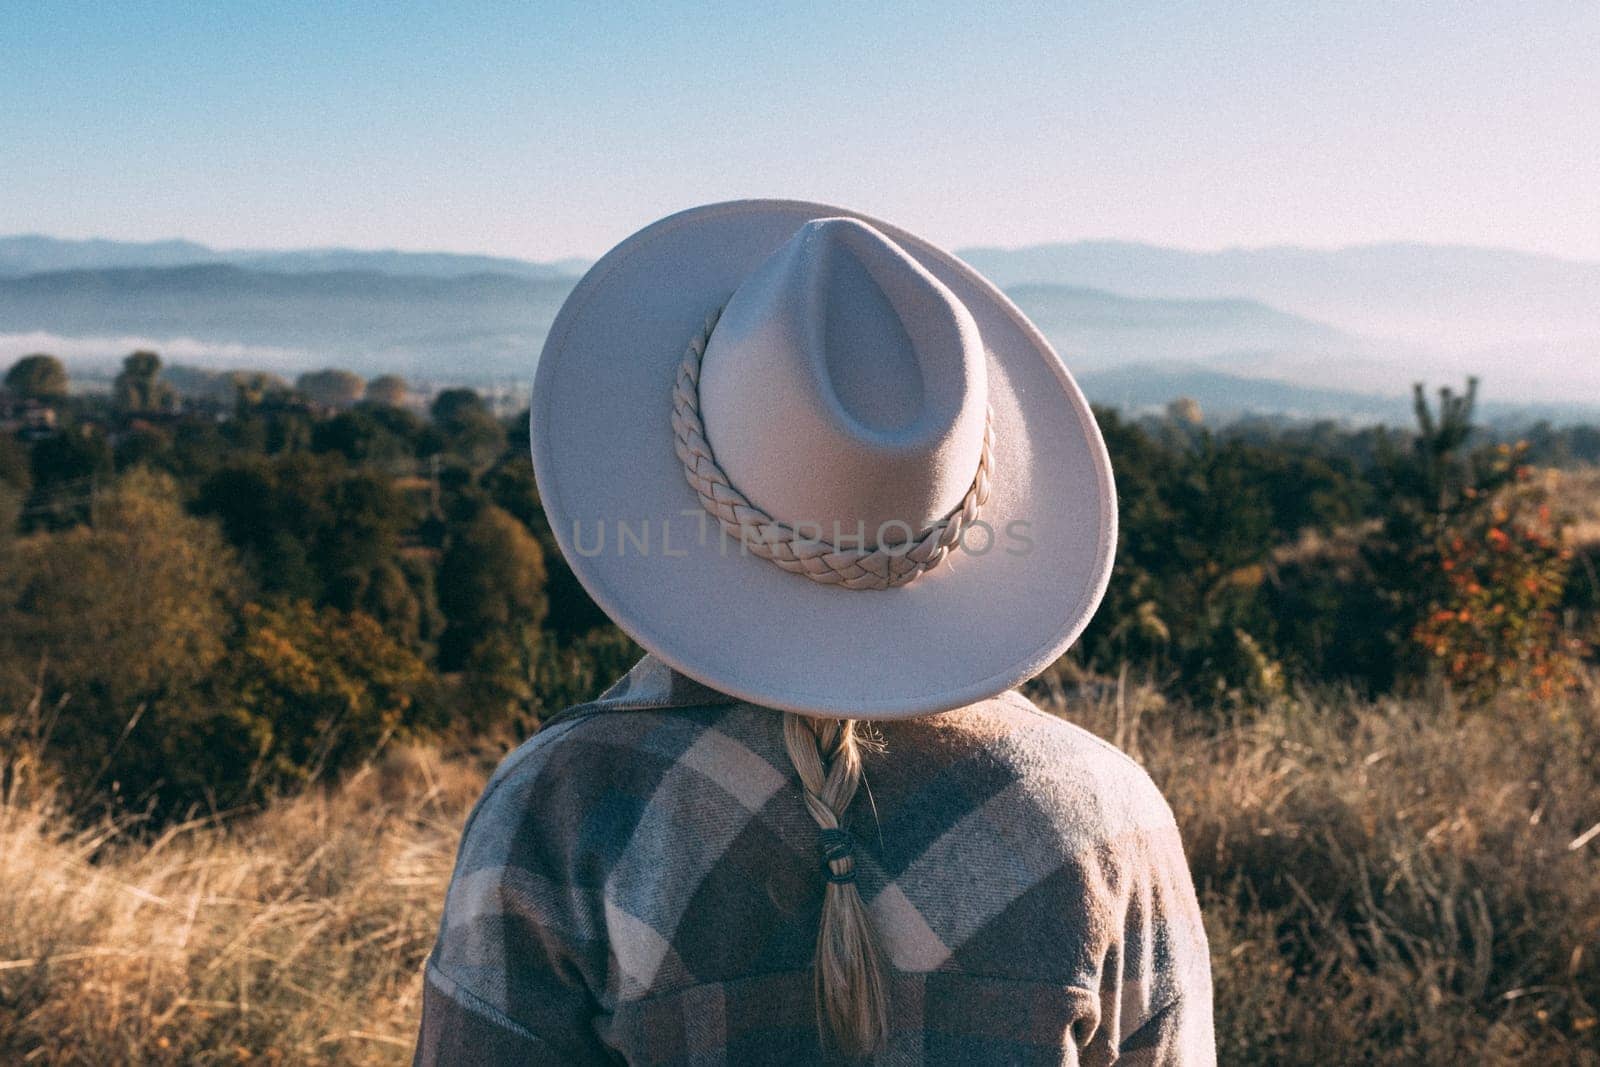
[416, 201, 1213, 1065]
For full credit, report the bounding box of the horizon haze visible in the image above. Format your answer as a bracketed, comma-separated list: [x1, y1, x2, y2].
[3, 230, 1597, 423]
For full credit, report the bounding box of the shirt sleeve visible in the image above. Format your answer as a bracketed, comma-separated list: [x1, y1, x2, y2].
[1115, 995, 1215, 1066]
[1097, 744, 1216, 1066]
[413, 726, 616, 1066]
[415, 959, 613, 1067]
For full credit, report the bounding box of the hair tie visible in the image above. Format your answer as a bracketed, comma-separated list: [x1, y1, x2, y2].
[817, 827, 856, 884]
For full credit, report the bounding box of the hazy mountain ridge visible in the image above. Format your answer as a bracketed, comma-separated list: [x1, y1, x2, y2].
[1003, 283, 1354, 372]
[0, 263, 1361, 387]
[1080, 360, 1411, 420]
[1076, 361, 1600, 425]
[0, 235, 220, 275]
[0, 234, 590, 281]
[3, 263, 549, 299]
[4, 234, 1598, 420]
[0, 264, 575, 379]
[964, 240, 1600, 411]
[957, 239, 1600, 344]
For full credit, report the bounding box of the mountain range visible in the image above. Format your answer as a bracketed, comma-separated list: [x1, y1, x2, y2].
[2, 233, 1596, 422]
[0, 263, 574, 382]
[957, 240, 1600, 347]
[0, 234, 589, 281]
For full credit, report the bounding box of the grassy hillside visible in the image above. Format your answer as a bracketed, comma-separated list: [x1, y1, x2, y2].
[4, 355, 1599, 1061]
[3, 680, 1596, 1064]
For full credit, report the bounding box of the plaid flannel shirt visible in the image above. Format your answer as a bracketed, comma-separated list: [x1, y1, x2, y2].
[416, 657, 1213, 1065]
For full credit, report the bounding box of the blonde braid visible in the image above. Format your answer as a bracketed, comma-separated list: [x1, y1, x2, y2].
[782, 713, 889, 1058]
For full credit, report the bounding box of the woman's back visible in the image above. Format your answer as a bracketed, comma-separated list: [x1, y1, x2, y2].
[417, 660, 1212, 1065]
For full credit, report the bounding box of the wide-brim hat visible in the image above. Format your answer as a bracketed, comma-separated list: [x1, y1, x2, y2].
[531, 200, 1115, 719]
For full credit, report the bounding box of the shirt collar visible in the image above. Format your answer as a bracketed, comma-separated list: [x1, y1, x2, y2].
[542, 654, 737, 728]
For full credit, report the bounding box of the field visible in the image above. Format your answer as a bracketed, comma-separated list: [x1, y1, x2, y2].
[4, 678, 1597, 1065]
[5, 358, 1600, 1062]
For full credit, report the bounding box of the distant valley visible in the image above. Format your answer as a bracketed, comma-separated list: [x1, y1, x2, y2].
[0, 263, 573, 382]
[2, 233, 1597, 423]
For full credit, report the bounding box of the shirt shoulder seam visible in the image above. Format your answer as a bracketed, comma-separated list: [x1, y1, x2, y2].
[997, 689, 1159, 780]
[453, 715, 596, 848]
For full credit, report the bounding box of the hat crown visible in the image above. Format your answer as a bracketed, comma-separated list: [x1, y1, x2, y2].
[698, 218, 989, 545]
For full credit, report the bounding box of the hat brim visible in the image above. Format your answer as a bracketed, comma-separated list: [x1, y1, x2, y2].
[531, 200, 1115, 719]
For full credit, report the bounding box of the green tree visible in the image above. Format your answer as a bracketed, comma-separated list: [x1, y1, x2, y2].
[316, 469, 415, 611]
[0, 470, 245, 804]
[165, 418, 231, 483]
[223, 369, 291, 411]
[227, 405, 315, 456]
[437, 503, 548, 722]
[0, 484, 20, 551]
[1167, 396, 1203, 426]
[355, 557, 439, 654]
[429, 388, 505, 468]
[365, 374, 411, 408]
[311, 409, 414, 465]
[26, 427, 113, 527]
[296, 368, 365, 409]
[0, 433, 29, 496]
[195, 455, 420, 622]
[195, 456, 330, 601]
[113, 350, 176, 413]
[0, 469, 242, 704]
[481, 454, 608, 637]
[1075, 410, 1285, 702]
[438, 502, 548, 663]
[1363, 379, 1513, 689]
[4, 353, 69, 401]
[113, 422, 174, 472]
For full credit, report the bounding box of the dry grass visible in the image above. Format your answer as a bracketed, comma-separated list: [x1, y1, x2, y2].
[1033, 670, 1600, 1065]
[4, 682, 1600, 1064]
[0, 747, 483, 1065]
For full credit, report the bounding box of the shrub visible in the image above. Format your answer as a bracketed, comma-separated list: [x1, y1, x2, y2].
[202, 600, 429, 805]
[1412, 466, 1582, 703]
[0, 470, 244, 808]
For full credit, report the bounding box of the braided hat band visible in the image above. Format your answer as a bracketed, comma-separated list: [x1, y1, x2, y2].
[671, 307, 995, 591]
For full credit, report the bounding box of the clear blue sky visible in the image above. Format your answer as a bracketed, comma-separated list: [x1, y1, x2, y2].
[3, 1, 1596, 260]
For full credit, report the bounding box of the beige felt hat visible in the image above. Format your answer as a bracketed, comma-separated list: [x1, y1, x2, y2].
[530, 200, 1115, 719]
